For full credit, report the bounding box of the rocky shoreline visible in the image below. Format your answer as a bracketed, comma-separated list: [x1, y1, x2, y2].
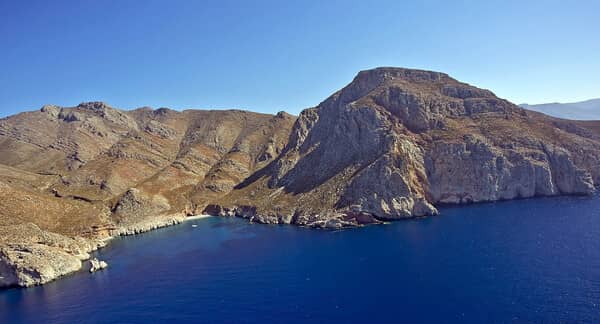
[203, 204, 385, 229]
[2, 189, 596, 289]
[0, 214, 210, 289]
[204, 189, 596, 229]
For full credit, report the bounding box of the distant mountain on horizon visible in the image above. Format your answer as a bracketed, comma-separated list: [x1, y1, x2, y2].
[520, 98, 600, 120]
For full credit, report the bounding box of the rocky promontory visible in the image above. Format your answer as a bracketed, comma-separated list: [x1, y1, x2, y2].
[215, 68, 600, 225]
[0, 223, 106, 287]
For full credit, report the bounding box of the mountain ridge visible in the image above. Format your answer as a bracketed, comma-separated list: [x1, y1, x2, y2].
[520, 98, 600, 120]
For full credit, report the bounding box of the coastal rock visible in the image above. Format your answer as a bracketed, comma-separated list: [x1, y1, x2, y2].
[89, 258, 108, 273]
[0, 243, 82, 288]
[0, 224, 104, 288]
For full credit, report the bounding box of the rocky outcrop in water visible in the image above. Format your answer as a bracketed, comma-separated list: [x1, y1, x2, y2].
[89, 258, 108, 273]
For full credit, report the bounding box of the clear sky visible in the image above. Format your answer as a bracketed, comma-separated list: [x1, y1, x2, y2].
[1, 0, 599, 117]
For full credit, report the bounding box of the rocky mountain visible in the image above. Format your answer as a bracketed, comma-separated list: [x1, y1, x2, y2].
[0, 103, 296, 287]
[2, 67, 600, 288]
[520, 99, 600, 120]
[214, 68, 600, 227]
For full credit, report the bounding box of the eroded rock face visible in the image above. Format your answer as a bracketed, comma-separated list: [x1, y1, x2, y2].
[338, 138, 438, 219]
[0, 224, 104, 288]
[425, 136, 595, 204]
[0, 244, 82, 287]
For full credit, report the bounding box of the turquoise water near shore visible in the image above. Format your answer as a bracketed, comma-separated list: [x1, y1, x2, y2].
[2, 195, 600, 323]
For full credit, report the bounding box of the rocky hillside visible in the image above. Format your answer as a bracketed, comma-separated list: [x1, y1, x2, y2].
[0, 103, 295, 287]
[2, 67, 600, 288]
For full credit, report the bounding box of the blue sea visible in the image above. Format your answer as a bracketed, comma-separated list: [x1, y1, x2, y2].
[2, 195, 600, 323]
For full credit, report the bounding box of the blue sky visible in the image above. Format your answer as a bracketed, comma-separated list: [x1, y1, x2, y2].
[1, 0, 599, 117]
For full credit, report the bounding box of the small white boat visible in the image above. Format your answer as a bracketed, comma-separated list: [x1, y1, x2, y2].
[191, 224, 198, 228]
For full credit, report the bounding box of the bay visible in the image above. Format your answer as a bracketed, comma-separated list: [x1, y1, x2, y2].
[2, 195, 600, 323]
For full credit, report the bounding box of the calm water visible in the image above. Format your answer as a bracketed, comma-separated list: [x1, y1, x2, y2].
[2, 195, 600, 323]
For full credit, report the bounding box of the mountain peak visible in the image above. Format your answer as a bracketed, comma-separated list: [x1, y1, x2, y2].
[355, 67, 450, 83]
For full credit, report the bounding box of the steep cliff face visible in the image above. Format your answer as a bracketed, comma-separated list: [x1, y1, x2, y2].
[217, 67, 600, 225]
